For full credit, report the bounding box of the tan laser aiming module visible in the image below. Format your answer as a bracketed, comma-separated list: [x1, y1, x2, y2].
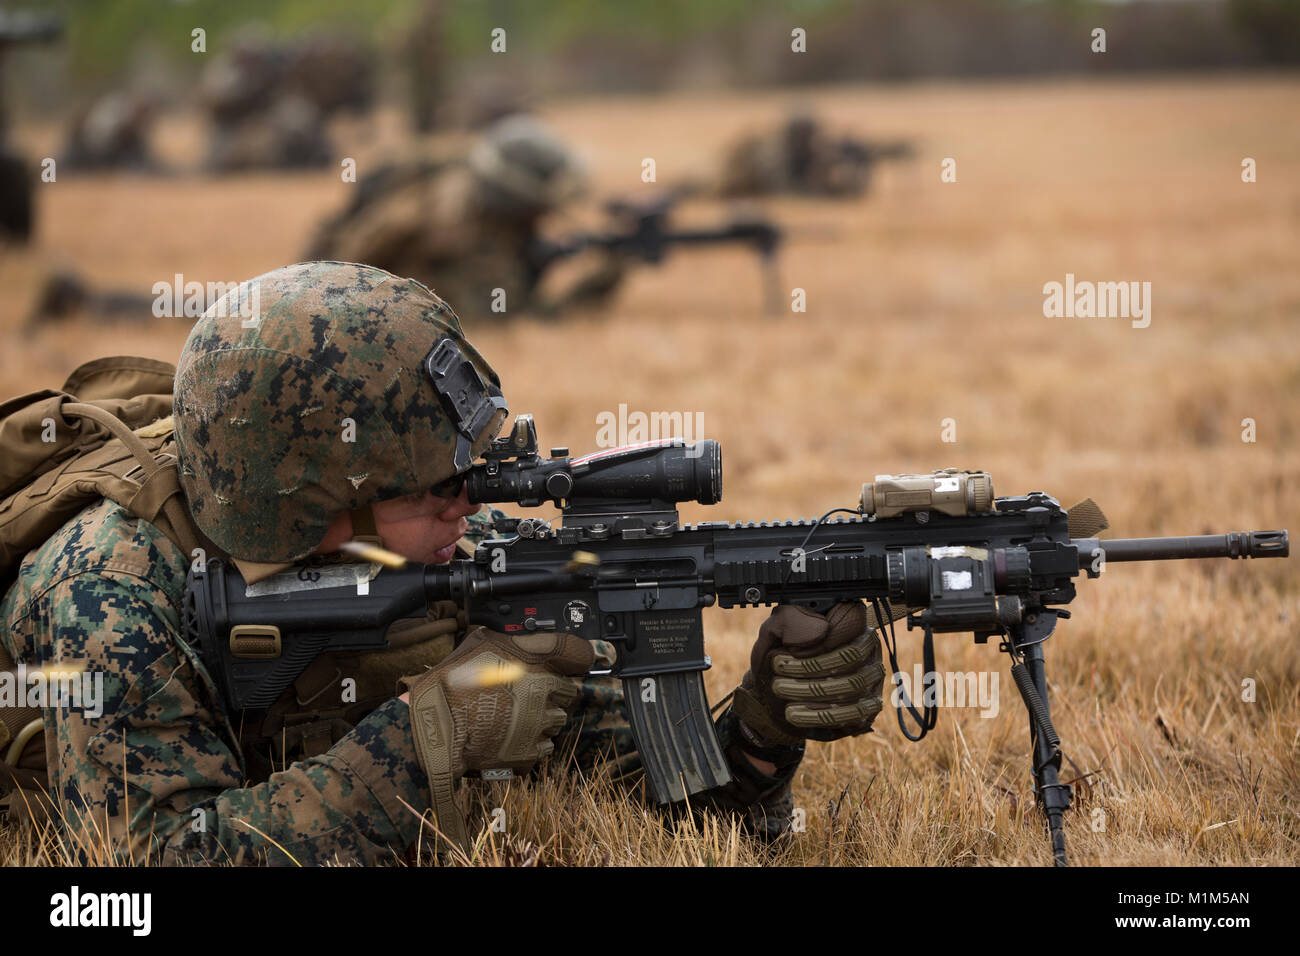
[860, 469, 995, 518]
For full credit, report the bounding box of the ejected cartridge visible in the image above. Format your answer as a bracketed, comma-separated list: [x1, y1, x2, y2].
[860, 469, 994, 518]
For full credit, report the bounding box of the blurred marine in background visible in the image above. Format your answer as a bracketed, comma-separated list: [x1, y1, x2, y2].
[718, 109, 914, 199]
[307, 114, 629, 319]
[61, 91, 160, 173]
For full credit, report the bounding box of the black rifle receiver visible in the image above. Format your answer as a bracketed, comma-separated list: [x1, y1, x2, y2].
[531, 193, 782, 269]
[526, 192, 784, 313]
[184, 414, 1289, 866]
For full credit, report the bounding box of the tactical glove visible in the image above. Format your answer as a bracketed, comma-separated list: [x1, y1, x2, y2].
[400, 627, 594, 854]
[732, 602, 885, 747]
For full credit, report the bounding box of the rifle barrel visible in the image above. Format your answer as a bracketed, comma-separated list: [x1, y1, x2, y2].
[1074, 530, 1288, 565]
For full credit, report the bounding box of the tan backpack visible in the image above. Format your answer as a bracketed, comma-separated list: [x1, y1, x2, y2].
[0, 356, 208, 808]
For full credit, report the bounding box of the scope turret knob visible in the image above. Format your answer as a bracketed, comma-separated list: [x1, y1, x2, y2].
[550, 447, 569, 458]
[545, 471, 574, 498]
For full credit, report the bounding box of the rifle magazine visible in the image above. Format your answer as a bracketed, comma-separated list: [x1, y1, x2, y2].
[622, 671, 731, 804]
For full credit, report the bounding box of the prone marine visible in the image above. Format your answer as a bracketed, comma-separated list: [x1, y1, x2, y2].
[0, 260, 886, 864]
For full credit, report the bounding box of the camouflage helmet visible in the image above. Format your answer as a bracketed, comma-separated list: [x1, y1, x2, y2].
[467, 114, 585, 214]
[173, 261, 507, 563]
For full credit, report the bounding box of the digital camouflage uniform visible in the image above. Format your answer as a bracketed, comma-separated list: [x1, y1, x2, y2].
[0, 261, 795, 865]
[0, 498, 642, 865]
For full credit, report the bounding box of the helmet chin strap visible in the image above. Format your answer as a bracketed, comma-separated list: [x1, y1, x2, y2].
[349, 504, 385, 548]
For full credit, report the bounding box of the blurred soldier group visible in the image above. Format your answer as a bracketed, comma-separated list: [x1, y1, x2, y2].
[10, 15, 907, 329]
[200, 29, 374, 173]
[32, 115, 632, 326]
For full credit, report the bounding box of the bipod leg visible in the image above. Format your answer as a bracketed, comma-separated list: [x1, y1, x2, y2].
[1008, 624, 1072, 866]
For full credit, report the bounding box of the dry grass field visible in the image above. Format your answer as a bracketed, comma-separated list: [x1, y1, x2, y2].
[1, 74, 1297, 866]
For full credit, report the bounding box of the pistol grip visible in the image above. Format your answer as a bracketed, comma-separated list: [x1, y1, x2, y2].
[621, 671, 731, 803]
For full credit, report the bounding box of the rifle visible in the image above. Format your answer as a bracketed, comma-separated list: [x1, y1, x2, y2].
[826, 137, 915, 198]
[183, 346, 1289, 866]
[837, 137, 915, 166]
[528, 193, 784, 313]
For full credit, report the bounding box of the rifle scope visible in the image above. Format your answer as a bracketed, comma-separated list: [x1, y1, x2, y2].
[463, 439, 722, 508]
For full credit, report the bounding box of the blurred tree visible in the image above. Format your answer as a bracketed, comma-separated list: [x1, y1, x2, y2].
[405, 0, 444, 133]
[1230, 0, 1300, 63]
[20, 0, 1300, 107]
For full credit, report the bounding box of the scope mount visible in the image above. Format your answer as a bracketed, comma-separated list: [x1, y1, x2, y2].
[485, 414, 540, 462]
